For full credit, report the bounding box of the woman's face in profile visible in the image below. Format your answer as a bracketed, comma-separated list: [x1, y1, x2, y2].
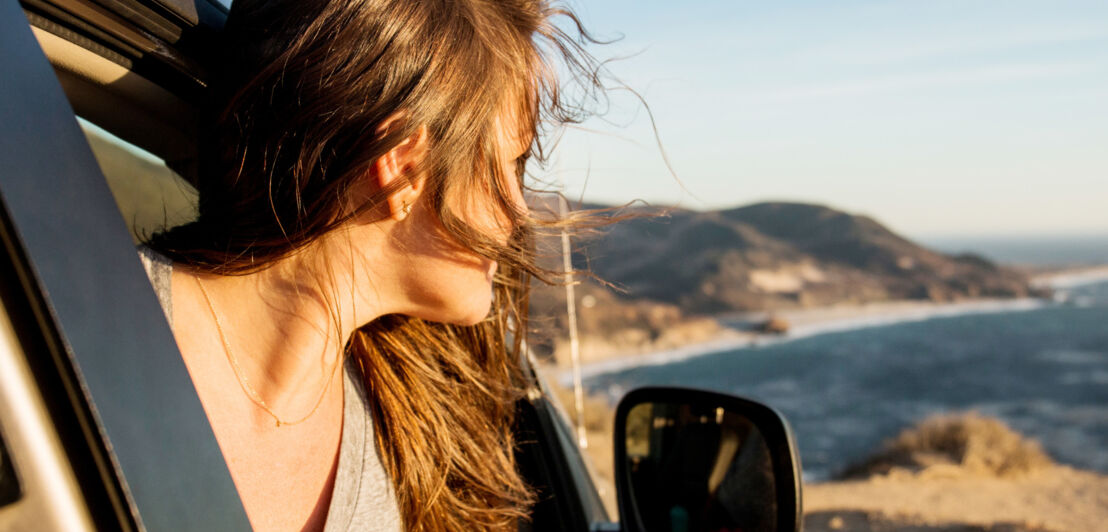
[389, 113, 529, 326]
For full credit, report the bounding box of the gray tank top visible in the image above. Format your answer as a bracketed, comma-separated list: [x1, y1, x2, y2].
[137, 247, 403, 531]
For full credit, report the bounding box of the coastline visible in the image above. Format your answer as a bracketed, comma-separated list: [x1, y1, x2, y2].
[1029, 265, 1108, 289]
[556, 297, 1049, 384]
[550, 266, 1107, 384]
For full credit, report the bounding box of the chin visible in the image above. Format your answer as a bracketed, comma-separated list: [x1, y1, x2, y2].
[448, 291, 495, 326]
[415, 285, 494, 326]
[407, 262, 497, 326]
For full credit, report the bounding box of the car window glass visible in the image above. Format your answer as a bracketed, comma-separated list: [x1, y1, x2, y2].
[0, 427, 19, 508]
[77, 118, 198, 243]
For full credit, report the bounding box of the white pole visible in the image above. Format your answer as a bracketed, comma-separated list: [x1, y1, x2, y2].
[558, 169, 588, 449]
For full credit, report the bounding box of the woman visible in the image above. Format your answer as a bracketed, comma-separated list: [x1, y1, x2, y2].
[139, 0, 604, 530]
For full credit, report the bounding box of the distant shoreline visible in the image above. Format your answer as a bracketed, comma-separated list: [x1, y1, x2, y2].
[557, 297, 1052, 383]
[1029, 265, 1108, 289]
[548, 265, 1108, 384]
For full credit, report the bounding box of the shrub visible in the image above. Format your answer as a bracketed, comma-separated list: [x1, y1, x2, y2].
[839, 412, 1053, 479]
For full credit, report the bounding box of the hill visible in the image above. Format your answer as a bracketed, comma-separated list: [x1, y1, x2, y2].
[528, 201, 1043, 360]
[571, 201, 1040, 314]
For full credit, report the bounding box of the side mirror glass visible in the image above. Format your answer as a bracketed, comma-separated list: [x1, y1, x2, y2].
[614, 387, 802, 532]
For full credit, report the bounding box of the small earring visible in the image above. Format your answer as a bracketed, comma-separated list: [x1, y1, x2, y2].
[397, 200, 411, 220]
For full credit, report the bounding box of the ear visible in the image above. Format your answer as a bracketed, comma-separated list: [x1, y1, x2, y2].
[373, 124, 429, 222]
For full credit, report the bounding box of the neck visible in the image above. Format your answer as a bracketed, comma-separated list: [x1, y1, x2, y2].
[185, 236, 392, 422]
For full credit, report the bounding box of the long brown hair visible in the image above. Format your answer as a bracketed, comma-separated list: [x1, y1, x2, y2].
[147, 0, 606, 529]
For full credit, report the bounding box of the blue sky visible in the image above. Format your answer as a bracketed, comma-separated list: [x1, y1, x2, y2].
[548, 0, 1108, 239]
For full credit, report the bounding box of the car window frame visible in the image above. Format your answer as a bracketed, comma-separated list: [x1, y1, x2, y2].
[516, 359, 612, 530]
[1, 4, 249, 530]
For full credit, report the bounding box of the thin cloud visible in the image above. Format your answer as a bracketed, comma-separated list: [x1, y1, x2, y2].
[795, 27, 1108, 66]
[741, 62, 1102, 103]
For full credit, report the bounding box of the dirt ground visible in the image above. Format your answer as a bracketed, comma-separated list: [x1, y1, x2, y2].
[804, 510, 1052, 532]
[804, 466, 1108, 532]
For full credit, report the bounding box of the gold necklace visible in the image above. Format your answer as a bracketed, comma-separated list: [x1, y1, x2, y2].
[193, 276, 340, 427]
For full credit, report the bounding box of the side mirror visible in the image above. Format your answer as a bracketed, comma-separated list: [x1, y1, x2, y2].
[613, 387, 802, 532]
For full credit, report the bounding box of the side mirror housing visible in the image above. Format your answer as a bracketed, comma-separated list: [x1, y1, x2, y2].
[613, 387, 803, 532]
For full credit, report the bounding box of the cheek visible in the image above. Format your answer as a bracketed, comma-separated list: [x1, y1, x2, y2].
[457, 191, 511, 243]
[453, 167, 524, 245]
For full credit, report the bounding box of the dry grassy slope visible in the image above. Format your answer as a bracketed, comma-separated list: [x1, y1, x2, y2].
[838, 413, 1054, 480]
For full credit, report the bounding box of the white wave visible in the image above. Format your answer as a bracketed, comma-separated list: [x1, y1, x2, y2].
[1033, 267, 1108, 289]
[1036, 349, 1104, 364]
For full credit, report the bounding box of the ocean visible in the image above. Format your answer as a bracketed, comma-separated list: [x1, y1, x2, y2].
[583, 281, 1108, 482]
[920, 235, 1108, 266]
